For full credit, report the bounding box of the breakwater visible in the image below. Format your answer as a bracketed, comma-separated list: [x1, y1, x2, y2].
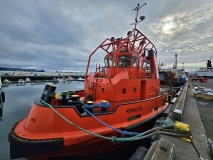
[0, 70, 92, 82]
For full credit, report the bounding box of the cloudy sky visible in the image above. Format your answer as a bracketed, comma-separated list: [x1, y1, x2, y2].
[0, 0, 213, 72]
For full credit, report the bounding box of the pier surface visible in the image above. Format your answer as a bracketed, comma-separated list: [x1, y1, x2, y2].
[144, 79, 213, 160]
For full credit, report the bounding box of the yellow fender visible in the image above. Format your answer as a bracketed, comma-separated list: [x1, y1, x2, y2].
[175, 121, 190, 132]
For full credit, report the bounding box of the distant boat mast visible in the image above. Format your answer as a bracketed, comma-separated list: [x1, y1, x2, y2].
[173, 54, 178, 69]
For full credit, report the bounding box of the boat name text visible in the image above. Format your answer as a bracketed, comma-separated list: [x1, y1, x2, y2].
[126, 106, 142, 114]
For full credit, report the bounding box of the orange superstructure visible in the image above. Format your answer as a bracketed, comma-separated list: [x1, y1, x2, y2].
[9, 3, 169, 160]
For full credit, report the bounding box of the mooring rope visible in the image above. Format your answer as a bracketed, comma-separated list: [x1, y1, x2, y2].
[40, 98, 188, 143]
[40, 98, 111, 141]
[84, 109, 175, 137]
[84, 108, 139, 136]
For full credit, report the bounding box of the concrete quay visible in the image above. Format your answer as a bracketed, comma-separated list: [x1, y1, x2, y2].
[143, 79, 213, 160]
[0, 75, 86, 83]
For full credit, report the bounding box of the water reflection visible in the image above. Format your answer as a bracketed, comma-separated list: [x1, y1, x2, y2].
[0, 103, 3, 121]
[0, 84, 5, 121]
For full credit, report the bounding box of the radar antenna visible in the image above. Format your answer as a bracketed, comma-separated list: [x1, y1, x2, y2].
[130, 3, 146, 28]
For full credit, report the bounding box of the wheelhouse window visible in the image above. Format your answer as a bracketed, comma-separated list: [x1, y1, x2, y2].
[113, 57, 118, 67]
[132, 56, 138, 68]
[105, 56, 117, 67]
[109, 56, 113, 67]
[119, 55, 130, 67]
[104, 58, 107, 67]
[143, 60, 150, 70]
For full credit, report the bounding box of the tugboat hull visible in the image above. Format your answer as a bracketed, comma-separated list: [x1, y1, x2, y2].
[9, 98, 168, 159]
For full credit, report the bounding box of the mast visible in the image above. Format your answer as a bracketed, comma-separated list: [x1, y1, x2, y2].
[131, 3, 146, 28]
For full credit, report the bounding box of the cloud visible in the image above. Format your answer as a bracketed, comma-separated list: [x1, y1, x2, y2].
[148, 2, 213, 70]
[0, 0, 213, 72]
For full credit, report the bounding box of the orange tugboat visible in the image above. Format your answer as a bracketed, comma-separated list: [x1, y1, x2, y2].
[9, 3, 169, 159]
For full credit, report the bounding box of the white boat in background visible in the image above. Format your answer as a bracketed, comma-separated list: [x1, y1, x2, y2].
[3, 79, 11, 84]
[57, 78, 62, 82]
[18, 79, 25, 84]
[177, 69, 188, 84]
[61, 77, 67, 83]
[52, 78, 59, 83]
[67, 76, 74, 82]
[77, 77, 85, 82]
[196, 57, 213, 78]
[25, 77, 30, 82]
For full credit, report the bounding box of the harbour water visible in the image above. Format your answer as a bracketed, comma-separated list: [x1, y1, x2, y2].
[0, 81, 84, 160]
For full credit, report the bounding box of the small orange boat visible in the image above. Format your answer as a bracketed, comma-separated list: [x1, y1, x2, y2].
[9, 3, 169, 160]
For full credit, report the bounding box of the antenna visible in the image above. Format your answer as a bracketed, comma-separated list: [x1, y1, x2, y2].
[130, 3, 146, 28]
